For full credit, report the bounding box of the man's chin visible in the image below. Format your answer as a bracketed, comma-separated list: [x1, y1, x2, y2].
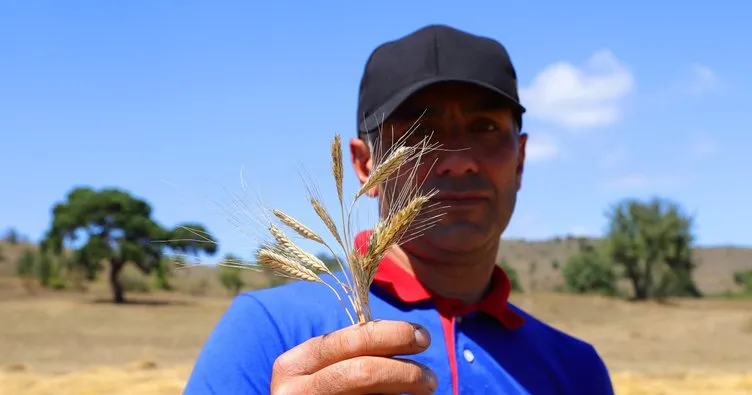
[420, 224, 491, 253]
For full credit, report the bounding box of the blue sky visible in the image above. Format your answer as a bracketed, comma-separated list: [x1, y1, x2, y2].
[2, 1, 750, 264]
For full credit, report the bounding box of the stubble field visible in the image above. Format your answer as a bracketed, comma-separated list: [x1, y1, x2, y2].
[1, 289, 751, 395]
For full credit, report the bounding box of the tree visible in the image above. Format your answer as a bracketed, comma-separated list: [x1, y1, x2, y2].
[16, 249, 37, 293]
[604, 197, 701, 300]
[316, 252, 343, 273]
[733, 269, 752, 294]
[218, 254, 246, 296]
[41, 186, 218, 303]
[3, 227, 22, 245]
[168, 223, 218, 261]
[15, 249, 66, 292]
[562, 241, 617, 296]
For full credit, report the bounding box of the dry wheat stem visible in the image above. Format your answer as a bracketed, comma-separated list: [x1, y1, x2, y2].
[328, 134, 361, 308]
[299, 164, 359, 310]
[332, 134, 344, 206]
[268, 222, 356, 311]
[255, 248, 322, 282]
[310, 197, 344, 250]
[355, 146, 412, 200]
[267, 209, 356, 302]
[301, 176, 353, 290]
[268, 224, 330, 274]
[272, 209, 325, 245]
[344, 136, 441, 249]
[245, 126, 445, 325]
[247, 247, 356, 324]
[367, 193, 436, 262]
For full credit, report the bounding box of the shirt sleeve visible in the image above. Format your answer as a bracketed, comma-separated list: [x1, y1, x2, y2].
[183, 294, 287, 395]
[583, 345, 615, 395]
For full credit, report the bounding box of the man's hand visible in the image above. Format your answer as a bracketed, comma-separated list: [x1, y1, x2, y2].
[270, 320, 438, 395]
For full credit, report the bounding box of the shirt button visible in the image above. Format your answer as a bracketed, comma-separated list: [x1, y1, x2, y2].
[463, 348, 475, 363]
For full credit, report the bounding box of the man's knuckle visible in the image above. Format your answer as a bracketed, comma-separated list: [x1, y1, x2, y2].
[345, 323, 375, 353]
[272, 352, 297, 375]
[346, 358, 376, 385]
[271, 381, 299, 395]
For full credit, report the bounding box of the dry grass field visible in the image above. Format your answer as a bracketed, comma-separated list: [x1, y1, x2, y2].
[1, 239, 751, 394]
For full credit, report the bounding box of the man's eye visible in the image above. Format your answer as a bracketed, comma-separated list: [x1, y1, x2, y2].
[470, 119, 501, 133]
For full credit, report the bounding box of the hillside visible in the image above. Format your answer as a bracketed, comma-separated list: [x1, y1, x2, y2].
[2, 236, 750, 297]
[497, 236, 752, 295]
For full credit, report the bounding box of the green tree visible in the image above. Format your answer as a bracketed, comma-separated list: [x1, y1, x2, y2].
[498, 258, 523, 292]
[604, 197, 701, 300]
[16, 249, 36, 278]
[152, 257, 175, 291]
[15, 249, 66, 291]
[3, 228, 21, 245]
[41, 187, 218, 303]
[316, 252, 343, 273]
[218, 254, 245, 296]
[733, 269, 752, 294]
[562, 241, 617, 296]
[168, 223, 218, 262]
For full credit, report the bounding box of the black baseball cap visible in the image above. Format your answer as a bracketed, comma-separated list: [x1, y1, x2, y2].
[357, 24, 526, 135]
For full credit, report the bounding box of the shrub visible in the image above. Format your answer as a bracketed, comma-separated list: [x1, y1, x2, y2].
[562, 243, 617, 296]
[733, 269, 752, 294]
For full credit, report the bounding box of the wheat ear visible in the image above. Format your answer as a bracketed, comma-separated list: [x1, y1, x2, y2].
[255, 245, 355, 323]
[268, 224, 330, 274]
[248, 125, 444, 325]
[268, 209, 355, 303]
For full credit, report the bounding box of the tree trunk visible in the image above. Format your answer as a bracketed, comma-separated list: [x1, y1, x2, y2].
[110, 260, 125, 304]
[624, 262, 647, 300]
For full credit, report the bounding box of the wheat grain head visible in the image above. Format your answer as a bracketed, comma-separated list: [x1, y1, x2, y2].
[246, 120, 447, 325]
[254, 247, 323, 283]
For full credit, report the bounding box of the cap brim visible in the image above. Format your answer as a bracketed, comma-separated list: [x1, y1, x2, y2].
[358, 76, 526, 134]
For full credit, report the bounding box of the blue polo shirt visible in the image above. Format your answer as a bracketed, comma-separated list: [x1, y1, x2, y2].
[184, 230, 615, 394]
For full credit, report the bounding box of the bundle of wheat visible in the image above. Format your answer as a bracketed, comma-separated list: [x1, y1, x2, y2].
[224, 127, 446, 324]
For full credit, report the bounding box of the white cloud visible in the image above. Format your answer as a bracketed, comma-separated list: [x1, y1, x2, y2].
[526, 133, 559, 162]
[520, 50, 635, 129]
[686, 63, 717, 95]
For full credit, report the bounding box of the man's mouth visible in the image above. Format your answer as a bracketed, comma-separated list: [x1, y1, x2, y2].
[431, 192, 490, 207]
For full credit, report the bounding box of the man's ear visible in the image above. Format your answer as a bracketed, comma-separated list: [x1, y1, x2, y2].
[516, 133, 527, 191]
[349, 137, 378, 197]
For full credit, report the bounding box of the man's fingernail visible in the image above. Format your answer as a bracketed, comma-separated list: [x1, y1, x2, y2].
[424, 366, 438, 388]
[413, 325, 430, 347]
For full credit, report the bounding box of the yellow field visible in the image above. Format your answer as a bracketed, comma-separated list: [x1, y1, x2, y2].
[3, 366, 751, 395]
[1, 291, 751, 394]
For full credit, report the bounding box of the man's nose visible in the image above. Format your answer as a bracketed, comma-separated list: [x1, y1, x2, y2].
[433, 140, 479, 176]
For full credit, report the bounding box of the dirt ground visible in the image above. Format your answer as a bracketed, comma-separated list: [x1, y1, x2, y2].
[1, 291, 751, 394]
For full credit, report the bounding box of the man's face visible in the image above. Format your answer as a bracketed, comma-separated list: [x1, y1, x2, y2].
[350, 82, 527, 261]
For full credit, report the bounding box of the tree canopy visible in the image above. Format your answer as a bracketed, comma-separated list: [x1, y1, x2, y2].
[605, 197, 700, 300]
[41, 186, 218, 303]
[561, 197, 702, 301]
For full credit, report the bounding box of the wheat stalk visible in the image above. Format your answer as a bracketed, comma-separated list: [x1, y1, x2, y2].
[227, 122, 444, 325]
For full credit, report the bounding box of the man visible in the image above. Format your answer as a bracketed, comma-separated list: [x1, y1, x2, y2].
[184, 24, 614, 395]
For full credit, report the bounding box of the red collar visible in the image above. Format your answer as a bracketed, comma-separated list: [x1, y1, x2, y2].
[355, 230, 524, 329]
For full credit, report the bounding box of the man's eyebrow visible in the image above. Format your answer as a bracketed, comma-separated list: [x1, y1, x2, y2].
[463, 98, 511, 113]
